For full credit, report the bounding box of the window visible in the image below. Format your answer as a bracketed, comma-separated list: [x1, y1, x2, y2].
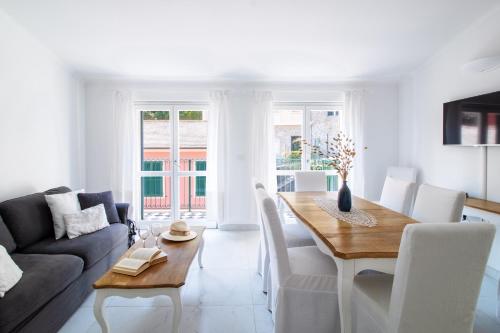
[142, 161, 164, 197]
[273, 102, 343, 192]
[290, 135, 302, 152]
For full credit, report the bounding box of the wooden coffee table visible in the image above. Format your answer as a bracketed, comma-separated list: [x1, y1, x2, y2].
[93, 226, 205, 333]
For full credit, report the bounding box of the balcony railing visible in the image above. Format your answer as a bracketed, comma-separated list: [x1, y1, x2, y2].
[141, 158, 206, 211]
[276, 157, 338, 192]
[141, 156, 338, 215]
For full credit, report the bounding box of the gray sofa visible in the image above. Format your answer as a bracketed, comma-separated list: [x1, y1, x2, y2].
[0, 187, 129, 333]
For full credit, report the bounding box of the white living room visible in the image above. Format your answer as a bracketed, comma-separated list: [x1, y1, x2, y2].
[1, 1, 500, 333]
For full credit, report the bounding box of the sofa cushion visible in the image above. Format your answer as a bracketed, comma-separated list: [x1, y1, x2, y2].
[0, 245, 23, 298]
[44, 186, 72, 196]
[0, 253, 83, 333]
[21, 223, 128, 269]
[0, 216, 16, 253]
[0, 187, 71, 249]
[78, 191, 121, 223]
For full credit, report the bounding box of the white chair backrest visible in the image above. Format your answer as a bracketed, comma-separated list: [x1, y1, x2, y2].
[388, 223, 495, 333]
[295, 171, 327, 192]
[387, 167, 417, 183]
[411, 184, 466, 223]
[379, 176, 415, 215]
[252, 177, 265, 223]
[256, 188, 292, 286]
[252, 179, 270, 259]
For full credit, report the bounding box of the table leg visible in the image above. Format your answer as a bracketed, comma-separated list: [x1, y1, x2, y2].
[167, 288, 182, 333]
[94, 290, 111, 333]
[334, 258, 355, 333]
[198, 236, 205, 268]
[93, 288, 183, 333]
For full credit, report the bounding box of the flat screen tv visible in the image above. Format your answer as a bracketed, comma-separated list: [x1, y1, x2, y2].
[443, 91, 500, 145]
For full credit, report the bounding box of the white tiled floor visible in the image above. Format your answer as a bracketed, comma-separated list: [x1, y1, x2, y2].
[59, 229, 500, 333]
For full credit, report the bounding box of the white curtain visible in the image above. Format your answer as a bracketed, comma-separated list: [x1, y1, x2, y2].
[343, 90, 365, 197]
[250, 91, 275, 192]
[111, 90, 138, 217]
[250, 91, 275, 224]
[206, 91, 230, 225]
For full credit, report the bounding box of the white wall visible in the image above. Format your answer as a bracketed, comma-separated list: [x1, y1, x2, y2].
[0, 9, 85, 202]
[398, 6, 500, 199]
[84, 80, 398, 226]
[362, 85, 399, 200]
[398, 6, 500, 273]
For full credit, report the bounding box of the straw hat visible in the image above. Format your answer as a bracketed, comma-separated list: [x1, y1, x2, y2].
[161, 220, 197, 241]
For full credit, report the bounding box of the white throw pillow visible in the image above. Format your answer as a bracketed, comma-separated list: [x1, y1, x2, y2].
[63, 204, 110, 239]
[45, 190, 83, 239]
[0, 245, 23, 298]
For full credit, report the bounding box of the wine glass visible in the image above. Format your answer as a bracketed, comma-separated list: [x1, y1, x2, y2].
[137, 224, 151, 248]
[151, 222, 164, 248]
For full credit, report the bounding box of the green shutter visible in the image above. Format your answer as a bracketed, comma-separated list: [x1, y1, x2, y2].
[195, 160, 206, 196]
[195, 177, 206, 196]
[195, 160, 206, 171]
[143, 161, 164, 197]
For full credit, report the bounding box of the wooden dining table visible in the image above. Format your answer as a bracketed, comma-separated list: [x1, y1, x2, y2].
[278, 191, 418, 333]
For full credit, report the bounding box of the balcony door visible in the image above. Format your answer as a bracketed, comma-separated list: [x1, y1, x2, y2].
[272, 102, 343, 192]
[138, 103, 211, 226]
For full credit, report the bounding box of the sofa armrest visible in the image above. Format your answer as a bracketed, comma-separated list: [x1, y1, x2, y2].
[115, 203, 136, 248]
[115, 203, 129, 224]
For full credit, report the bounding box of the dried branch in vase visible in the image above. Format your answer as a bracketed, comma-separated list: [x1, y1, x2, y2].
[298, 132, 356, 181]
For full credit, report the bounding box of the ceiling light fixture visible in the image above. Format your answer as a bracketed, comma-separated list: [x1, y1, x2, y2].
[462, 56, 500, 73]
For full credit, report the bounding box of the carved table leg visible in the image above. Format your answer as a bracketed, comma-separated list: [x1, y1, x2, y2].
[94, 290, 111, 333]
[167, 288, 182, 333]
[334, 258, 355, 333]
[198, 236, 205, 268]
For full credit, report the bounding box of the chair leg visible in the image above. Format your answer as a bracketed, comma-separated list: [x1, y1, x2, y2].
[267, 270, 273, 312]
[257, 242, 263, 276]
[263, 252, 270, 293]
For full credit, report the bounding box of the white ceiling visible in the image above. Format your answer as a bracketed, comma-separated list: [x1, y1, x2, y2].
[1, 0, 498, 81]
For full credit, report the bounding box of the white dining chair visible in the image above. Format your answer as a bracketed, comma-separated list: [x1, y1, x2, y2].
[386, 166, 418, 183]
[378, 176, 415, 215]
[252, 179, 315, 310]
[411, 184, 466, 223]
[294, 171, 327, 192]
[352, 222, 495, 333]
[253, 180, 270, 289]
[277, 170, 327, 224]
[256, 187, 340, 333]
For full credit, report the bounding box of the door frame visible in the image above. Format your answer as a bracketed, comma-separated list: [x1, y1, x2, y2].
[135, 101, 210, 224]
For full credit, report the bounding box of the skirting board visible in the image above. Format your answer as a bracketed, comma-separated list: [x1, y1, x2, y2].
[218, 223, 259, 231]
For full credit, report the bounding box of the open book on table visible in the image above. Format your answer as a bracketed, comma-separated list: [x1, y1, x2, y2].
[112, 247, 168, 276]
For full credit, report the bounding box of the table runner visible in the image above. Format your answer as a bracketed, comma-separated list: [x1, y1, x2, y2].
[314, 197, 377, 227]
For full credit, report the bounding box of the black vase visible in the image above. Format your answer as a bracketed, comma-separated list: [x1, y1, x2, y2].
[338, 181, 352, 212]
